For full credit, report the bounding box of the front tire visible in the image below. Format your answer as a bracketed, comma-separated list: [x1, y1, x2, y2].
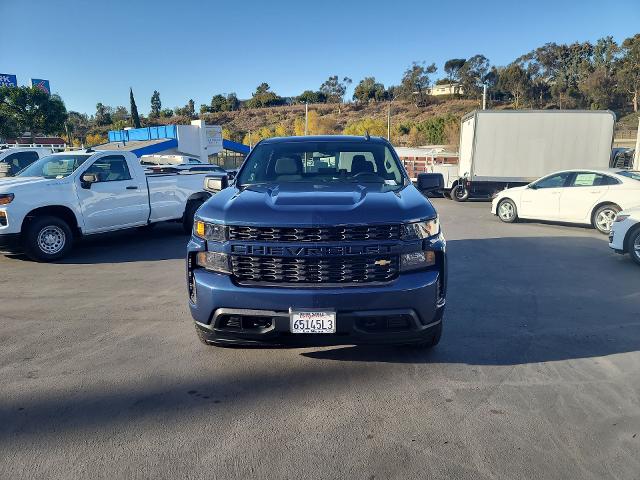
[627, 227, 640, 266]
[497, 199, 518, 223]
[451, 184, 469, 202]
[23, 216, 73, 262]
[593, 204, 620, 234]
[183, 199, 204, 234]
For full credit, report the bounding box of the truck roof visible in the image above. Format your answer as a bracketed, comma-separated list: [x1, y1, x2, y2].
[259, 135, 390, 145]
[462, 109, 616, 122]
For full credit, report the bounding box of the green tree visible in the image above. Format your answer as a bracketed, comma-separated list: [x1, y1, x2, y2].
[225, 93, 239, 111]
[353, 77, 385, 103]
[458, 55, 491, 98]
[247, 83, 283, 108]
[401, 62, 437, 106]
[319, 76, 352, 103]
[618, 34, 640, 112]
[296, 90, 326, 104]
[498, 64, 532, 108]
[444, 58, 466, 84]
[210, 94, 227, 112]
[150, 90, 161, 117]
[95, 102, 112, 126]
[130, 88, 141, 128]
[0, 86, 67, 141]
[112, 105, 129, 124]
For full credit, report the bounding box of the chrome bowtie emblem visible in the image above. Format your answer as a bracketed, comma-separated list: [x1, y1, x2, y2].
[374, 259, 391, 267]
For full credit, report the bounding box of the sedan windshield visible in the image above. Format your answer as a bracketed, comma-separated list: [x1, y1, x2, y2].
[236, 141, 406, 189]
[17, 154, 92, 179]
[617, 170, 640, 182]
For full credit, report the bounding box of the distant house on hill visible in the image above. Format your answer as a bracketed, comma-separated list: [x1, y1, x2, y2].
[427, 83, 463, 96]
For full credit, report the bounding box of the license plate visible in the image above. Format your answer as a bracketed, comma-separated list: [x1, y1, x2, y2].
[290, 310, 336, 334]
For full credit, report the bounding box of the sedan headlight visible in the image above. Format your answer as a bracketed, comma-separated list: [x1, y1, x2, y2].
[193, 220, 227, 242]
[0, 193, 14, 205]
[195, 251, 231, 274]
[401, 218, 440, 240]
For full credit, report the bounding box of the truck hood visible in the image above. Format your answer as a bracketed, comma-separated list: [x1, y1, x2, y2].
[0, 176, 66, 191]
[199, 182, 436, 226]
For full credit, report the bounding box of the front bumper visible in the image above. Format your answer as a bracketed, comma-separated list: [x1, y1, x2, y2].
[0, 233, 21, 254]
[609, 217, 636, 253]
[189, 269, 445, 346]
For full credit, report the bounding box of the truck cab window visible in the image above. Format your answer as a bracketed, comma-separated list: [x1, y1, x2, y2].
[4, 151, 40, 175]
[84, 156, 132, 182]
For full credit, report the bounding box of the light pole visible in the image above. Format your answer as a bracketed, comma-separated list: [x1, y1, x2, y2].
[482, 84, 487, 110]
[304, 102, 308, 136]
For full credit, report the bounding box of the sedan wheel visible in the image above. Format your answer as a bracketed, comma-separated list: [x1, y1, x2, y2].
[593, 205, 620, 234]
[497, 199, 518, 223]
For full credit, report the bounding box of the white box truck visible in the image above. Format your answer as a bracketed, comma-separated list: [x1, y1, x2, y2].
[451, 110, 616, 201]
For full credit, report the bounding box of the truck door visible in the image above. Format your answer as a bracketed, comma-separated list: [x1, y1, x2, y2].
[558, 172, 613, 222]
[519, 171, 571, 220]
[75, 155, 148, 233]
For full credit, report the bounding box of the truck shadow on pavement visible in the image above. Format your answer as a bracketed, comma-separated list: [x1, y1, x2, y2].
[59, 223, 188, 264]
[303, 235, 640, 365]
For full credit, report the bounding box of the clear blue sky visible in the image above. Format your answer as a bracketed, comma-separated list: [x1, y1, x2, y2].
[1, 0, 638, 115]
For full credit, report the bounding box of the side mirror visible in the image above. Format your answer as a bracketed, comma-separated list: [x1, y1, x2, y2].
[204, 174, 228, 193]
[417, 173, 444, 192]
[80, 173, 98, 189]
[227, 170, 237, 181]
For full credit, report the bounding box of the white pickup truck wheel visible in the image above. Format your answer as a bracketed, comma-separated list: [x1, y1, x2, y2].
[24, 216, 73, 262]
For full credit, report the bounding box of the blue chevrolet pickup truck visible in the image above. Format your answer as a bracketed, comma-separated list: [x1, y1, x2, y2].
[187, 135, 446, 348]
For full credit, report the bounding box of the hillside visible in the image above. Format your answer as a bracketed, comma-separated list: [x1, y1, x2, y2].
[198, 98, 480, 147]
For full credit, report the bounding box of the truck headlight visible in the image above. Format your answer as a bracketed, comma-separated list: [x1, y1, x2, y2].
[194, 220, 227, 242]
[401, 218, 439, 240]
[0, 193, 14, 205]
[195, 251, 231, 274]
[400, 251, 436, 271]
[614, 214, 629, 223]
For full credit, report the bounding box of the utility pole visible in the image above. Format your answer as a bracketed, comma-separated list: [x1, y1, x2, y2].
[482, 84, 487, 110]
[634, 117, 640, 170]
[387, 102, 391, 141]
[304, 102, 308, 136]
[248, 130, 252, 149]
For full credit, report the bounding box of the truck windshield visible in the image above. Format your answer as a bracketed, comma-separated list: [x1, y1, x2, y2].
[617, 170, 640, 182]
[236, 141, 406, 188]
[17, 154, 92, 179]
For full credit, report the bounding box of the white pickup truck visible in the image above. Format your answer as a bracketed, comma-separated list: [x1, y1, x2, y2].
[0, 149, 214, 261]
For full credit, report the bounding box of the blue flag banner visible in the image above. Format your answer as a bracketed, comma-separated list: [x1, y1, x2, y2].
[0, 74, 18, 87]
[31, 78, 51, 94]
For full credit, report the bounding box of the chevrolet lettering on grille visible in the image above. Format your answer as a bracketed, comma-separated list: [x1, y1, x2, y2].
[230, 244, 394, 257]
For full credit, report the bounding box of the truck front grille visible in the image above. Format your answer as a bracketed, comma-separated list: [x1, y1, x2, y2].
[231, 255, 399, 284]
[228, 225, 400, 242]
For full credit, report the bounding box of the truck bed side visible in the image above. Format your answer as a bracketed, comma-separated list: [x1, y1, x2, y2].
[146, 172, 209, 222]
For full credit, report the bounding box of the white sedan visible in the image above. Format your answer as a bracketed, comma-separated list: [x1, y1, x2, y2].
[492, 169, 640, 234]
[609, 207, 640, 265]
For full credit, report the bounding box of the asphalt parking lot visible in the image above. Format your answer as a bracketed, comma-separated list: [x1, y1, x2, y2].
[1, 199, 639, 479]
